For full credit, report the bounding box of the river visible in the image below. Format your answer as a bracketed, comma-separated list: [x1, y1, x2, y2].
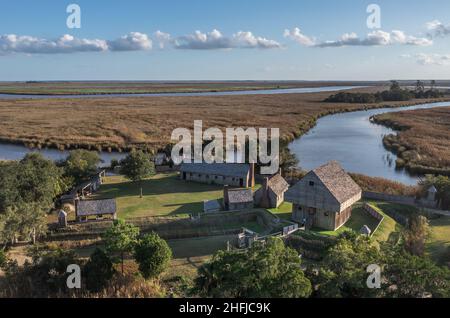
[0, 85, 361, 99]
[288, 101, 450, 185]
[0, 87, 448, 184]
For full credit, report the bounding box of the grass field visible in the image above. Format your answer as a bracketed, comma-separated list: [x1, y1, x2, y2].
[268, 202, 293, 220]
[0, 81, 361, 95]
[427, 216, 450, 264]
[1, 85, 448, 152]
[91, 172, 224, 218]
[314, 204, 380, 237]
[364, 201, 402, 244]
[373, 106, 450, 174]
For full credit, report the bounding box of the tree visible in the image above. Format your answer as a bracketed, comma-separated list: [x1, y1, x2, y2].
[134, 232, 172, 279]
[420, 175, 450, 210]
[415, 80, 425, 95]
[104, 219, 140, 274]
[0, 153, 67, 213]
[430, 80, 436, 91]
[195, 237, 312, 298]
[403, 214, 430, 256]
[390, 80, 401, 91]
[84, 248, 115, 292]
[120, 150, 155, 198]
[0, 248, 6, 269]
[64, 149, 101, 184]
[313, 231, 382, 298]
[382, 245, 450, 298]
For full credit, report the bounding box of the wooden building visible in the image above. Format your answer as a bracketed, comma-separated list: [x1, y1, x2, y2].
[180, 163, 255, 187]
[285, 161, 362, 231]
[224, 186, 254, 211]
[254, 172, 289, 208]
[75, 199, 117, 222]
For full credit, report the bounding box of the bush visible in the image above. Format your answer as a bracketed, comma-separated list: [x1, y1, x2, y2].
[84, 248, 115, 292]
[134, 233, 172, 279]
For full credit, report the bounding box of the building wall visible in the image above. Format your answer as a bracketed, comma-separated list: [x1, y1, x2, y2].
[334, 206, 352, 230]
[292, 204, 336, 230]
[181, 171, 249, 187]
[229, 202, 254, 211]
[287, 173, 341, 212]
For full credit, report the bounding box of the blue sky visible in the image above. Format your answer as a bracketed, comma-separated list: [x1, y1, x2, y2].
[1, 0, 450, 80]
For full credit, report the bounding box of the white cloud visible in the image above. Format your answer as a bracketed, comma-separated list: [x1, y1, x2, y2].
[0, 34, 108, 54]
[0, 32, 152, 55]
[173, 29, 282, 50]
[107, 32, 152, 51]
[284, 26, 432, 48]
[426, 20, 450, 37]
[154, 30, 172, 49]
[232, 31, 283, 49]
[283, 28, 315, 46]
[315, 30, 432, 47]
[401, 53, 450, 66]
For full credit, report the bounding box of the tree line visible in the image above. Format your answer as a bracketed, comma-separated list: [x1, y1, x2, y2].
[325, 80, 444, 103]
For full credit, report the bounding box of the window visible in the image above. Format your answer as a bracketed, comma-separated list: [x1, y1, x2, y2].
[309, 181, 315, 187]
[206, 175, 209, 179]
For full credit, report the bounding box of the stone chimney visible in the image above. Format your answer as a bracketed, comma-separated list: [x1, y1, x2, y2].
[249, 163, 255, 187]
[260, 177, 270, 208]
[223, 185, 230, 209]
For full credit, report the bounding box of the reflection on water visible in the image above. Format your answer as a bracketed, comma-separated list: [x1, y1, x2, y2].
[0, 143, 127, 167]
[289, 101, 450, 185]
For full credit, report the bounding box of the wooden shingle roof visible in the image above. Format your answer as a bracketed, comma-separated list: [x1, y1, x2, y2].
[266, 174, 289, 196]
[227, 188, 253, 204]
[76, 199, 117, 216]
[312, 161, 361, 204]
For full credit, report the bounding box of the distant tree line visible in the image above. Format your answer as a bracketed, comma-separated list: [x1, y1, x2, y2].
[325, 80, 444, 103]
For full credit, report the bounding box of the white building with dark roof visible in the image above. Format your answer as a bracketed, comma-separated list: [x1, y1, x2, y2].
[180, 163, 255, 187]
[285, 161, 362, 231]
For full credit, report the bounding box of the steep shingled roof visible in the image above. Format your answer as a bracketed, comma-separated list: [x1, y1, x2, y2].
[227, 188, 253, 204]
[312, 161, 361, 204]
[266, 174, 289, 196]
[76, 199, 117, 216]
[180, 163, 250, 178]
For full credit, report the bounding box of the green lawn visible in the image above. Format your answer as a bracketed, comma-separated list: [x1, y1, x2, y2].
[91, 173, 224, 218]
[365, 201, 403, 245]
[314, 204, 380, 237]
[268, 202, 293, 220]
[427, 216, 450, 264]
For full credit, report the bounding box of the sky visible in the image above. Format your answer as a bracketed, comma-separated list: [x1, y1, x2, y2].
[1, 0, 450, 81]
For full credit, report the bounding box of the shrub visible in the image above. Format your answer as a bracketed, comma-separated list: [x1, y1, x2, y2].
[134, 232, 172, 279]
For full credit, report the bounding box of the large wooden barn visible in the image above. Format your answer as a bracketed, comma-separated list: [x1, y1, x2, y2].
[179, 163, 255, 187]
[285, 161, 362, 231]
